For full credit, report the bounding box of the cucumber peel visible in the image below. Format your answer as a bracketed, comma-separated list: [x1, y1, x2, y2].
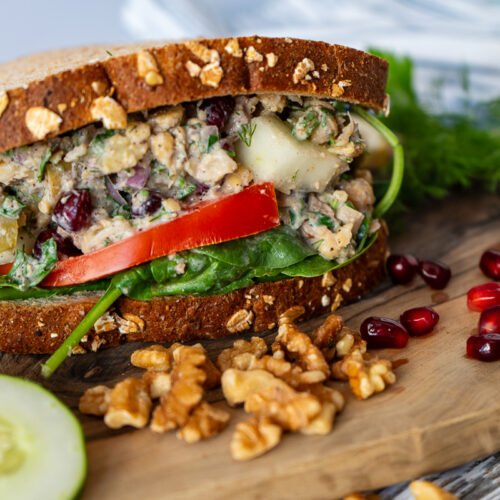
[0, 375, 87, 500]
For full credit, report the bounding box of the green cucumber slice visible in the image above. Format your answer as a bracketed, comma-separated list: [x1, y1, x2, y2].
[0, 375, 87, 500]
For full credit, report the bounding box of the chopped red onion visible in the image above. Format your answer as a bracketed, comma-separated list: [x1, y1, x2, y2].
[127, 165, 150, 189]
[105, 176, 128, 205]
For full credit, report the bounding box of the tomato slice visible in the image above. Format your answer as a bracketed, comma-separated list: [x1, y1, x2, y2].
[0, 183, 279, 287]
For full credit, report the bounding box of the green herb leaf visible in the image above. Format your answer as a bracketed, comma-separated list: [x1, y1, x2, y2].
[292, 110, 320, 140]
[238, 122, 257, 147]
[37, 148, 52, 182]
[0, 195, 25, 219]
[90, 130, 115, 156]
[0, 239, 57, 291]
[173, 176, 196, 199]
[207, 134, 219, 152]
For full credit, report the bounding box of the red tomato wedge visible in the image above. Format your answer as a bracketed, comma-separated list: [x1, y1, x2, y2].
[0, 183, 279, 287]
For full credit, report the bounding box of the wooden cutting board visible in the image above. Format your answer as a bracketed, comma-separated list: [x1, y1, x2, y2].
[1, 193, 499, 499]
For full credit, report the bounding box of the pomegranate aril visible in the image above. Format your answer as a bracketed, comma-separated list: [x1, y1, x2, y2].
[478, 306, 500, 335]
[480, 249, 500, 281]
[418, 260, 451, 289]
[33, 227, 81, 260]
[53, 190, 92, 232]
[466, 334, 500, 362]
[386, 254, 418, 284]
[467, 282, 500, 312]
[200, 96, 235, 129]
[400, 306, 439, 336]
[360, 317, 409, 349]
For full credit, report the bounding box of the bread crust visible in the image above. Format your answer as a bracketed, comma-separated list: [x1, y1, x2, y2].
[0, 229, 387, 354]
[0, 36, 388, 153]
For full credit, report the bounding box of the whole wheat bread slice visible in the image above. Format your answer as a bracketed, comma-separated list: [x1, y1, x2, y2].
[0, 36, 388, 153]
[0, 229, 387, 354]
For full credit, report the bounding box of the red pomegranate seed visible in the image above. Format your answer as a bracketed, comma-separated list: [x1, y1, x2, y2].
[466, 334, 500, 362]
[400, 306, 439, 336]
[480, 249, 500, 281]
[418, 260, 451, 289]
[467, 282, 500, 312]
[479, 306, 500, 335]
[386, 254, 419, 284]
[360, 317, 409, 349]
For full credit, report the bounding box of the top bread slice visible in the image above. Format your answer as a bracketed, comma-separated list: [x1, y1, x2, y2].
[0, 36, 388, 154]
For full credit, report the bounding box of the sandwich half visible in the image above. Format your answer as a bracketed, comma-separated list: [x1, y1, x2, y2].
[0, 37, 401, 362]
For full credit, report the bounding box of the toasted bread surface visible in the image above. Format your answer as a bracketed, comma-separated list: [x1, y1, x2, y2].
[0, 36, 388, 153]
[0, 229, 387, 354]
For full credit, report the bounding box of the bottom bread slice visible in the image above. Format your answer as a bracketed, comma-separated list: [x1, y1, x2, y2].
[0, 230, 387, 354]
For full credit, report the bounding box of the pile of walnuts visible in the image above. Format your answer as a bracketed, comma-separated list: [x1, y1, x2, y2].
[80, 306, 397, 461]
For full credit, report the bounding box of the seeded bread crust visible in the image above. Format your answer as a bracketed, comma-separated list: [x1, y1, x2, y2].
[0, 36, 388, 153]
[0, 228, 387, 354]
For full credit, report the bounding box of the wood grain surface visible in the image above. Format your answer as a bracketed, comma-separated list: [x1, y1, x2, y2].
[0, 192, 499, 499]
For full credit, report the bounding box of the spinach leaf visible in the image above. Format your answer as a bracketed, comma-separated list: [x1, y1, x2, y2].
[0, 239, 57, 291]
[0, 195, 25, 219]
[37, 148, 52, 182]
[282, 233, 378, 277]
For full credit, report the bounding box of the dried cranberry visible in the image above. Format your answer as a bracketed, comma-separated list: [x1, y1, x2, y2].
[466, 333, 500, 362]
[400, 306, 439, 336]
[418, 260, 451, 289]
[131, 191, 162, 217]
[53, 190, 92, 232]
[33, 227, 81, 259]
[480, 249, 500, 281]
[360, 317, 409, 349]
[467, 282, 500, 312]
[201, 96, 235, 129]
[478, 306, 500, 335]
[386, 254, 418, 284]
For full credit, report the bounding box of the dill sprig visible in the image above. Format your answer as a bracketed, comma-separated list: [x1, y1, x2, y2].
[370, 50, 500, 217]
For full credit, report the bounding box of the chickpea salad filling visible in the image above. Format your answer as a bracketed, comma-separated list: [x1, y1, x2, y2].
[1, 94, 377, 266]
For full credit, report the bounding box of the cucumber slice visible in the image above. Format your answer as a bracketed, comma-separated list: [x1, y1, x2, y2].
[0, 375, 87, 500]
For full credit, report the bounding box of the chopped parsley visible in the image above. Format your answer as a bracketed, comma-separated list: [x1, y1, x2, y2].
[206, 134, 219, 152]
[0, 195, 25, 219]
[37, 148, 52, 182]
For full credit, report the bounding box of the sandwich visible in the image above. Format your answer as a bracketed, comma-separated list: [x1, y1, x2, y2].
[0, 37, 403, 375]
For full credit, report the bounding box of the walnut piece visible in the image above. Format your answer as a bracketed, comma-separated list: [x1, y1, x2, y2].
[244, 379, 321, 431]
[335, 326, 367, 358]
[150, 344, 206, 432]
[217, 336, 267, 371]
[136, 50, 164, 86]
[143, 371, 172, 399]
[222, 368, 277, 406]
[231, 417, 282, 461]
[265, 52, 278, 68]
[185, 60, 201, 77]
[104, 378, 152, 429]
[410, 481, 457, 500]
[245, 46, 264, 63]
[300, 385, 344, 435]
[186, 41, 219, 64]
[293, 58, 315, 84]
[25, 106, 62, 140]
[276, 309, 330, 378]
[79, 385, 111, 416]
[177, 402, 230, 444]
[90, 96, 127, 129]
[199, 62, 224, 88]
[0, 91, 8, 118]
[226, 309, 254, 334]
[93, 312, 117, 334]
[313, 314, 343, 349]
[332, 350, 395, 400]
[131, 344, 177, 371]
[224, 38, 243, 58]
